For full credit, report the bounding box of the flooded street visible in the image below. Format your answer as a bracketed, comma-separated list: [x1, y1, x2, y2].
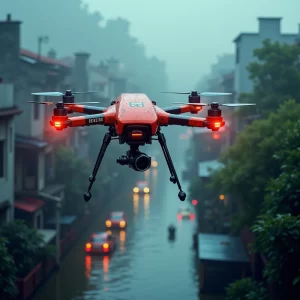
[33, 142, 199, 300]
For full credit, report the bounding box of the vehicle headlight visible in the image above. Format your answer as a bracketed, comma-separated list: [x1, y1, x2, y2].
[143, 187, 150, 193]
[151, 161, 158, 167]
[133, 187, 139, 193]
[105, 220, 112, 227]
[120, 221, 126, 228]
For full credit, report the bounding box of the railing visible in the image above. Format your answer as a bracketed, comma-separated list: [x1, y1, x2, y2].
[0, 83, 14, 109]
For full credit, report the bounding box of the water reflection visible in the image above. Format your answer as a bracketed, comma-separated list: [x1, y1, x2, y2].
[144, 169, 150, 181]
[133, 194, 139, 218]
[119, 230, 126, 253]
[144, 194, 150, 220]
[152, 168, 158, 184]
[85, 255, 92, 279]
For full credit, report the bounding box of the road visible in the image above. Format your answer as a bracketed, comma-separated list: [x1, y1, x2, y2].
[33, 141, 200, 300]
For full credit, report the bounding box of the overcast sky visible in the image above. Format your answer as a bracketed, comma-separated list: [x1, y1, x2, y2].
[85, 0, 300, 90]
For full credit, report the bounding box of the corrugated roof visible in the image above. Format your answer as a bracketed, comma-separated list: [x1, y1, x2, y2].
[198, 160, 224, 177]
[15, 135, 48, 148]
[198, 233, 249, 262]
[14, 198, 45, 213]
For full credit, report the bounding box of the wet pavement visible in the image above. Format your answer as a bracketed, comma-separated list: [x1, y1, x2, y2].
[33, 142, 200, 300]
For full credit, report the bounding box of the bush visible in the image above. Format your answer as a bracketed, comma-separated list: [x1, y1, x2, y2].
[0, 220, 53, 278]
[0, 238, 18, 300]
[225, 277, 268, 300]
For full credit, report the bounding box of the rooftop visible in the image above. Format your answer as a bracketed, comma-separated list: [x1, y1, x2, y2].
[198, 233, 249, 263]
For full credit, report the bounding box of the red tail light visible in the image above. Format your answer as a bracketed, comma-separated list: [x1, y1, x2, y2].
[131, 130, 143, 139]
[177, 214, 182, 220]
[190, 214, 195, 220]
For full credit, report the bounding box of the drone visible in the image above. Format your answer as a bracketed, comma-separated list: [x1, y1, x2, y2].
[28, 89, 255, 202]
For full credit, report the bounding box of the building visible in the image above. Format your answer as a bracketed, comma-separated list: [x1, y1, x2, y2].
[0, 84, 22, 224]
[0, 14, 69, 241]
[234, 17, 300, 98]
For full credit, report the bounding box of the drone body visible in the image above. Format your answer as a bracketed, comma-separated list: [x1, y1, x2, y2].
[29, 90, 255, 202]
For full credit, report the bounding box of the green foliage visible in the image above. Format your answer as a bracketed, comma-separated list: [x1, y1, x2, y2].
[264, 120, 300, 216]
[238, 39, 300, 117]
[0, 238, 18, 300]
[252, 214, 300, 286]
[210, 100, 300, 231]
[0, 220, 48, 277]
[55, 146, 91, 215]
[225, 277, 268, 300]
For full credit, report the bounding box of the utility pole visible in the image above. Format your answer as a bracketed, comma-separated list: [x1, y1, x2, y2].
[37, 35, 49, 61]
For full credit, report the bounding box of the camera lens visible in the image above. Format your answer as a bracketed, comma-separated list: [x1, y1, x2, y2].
[134, 154, 151, 171]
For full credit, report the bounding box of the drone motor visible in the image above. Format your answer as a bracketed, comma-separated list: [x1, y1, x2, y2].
[205, 102, 225, 131]
[188, 91, 200, 103]
[49, 102, 69, 130]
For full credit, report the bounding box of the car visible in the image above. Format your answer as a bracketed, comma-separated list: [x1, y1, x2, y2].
[105, 211, 127, 229]
[177, 207, 195, 220]
[85, 232, 116, 254]
[133, 180, 150, 194]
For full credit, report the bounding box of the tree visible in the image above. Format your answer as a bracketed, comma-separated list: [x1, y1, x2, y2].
[263, 120, 300, 216]
[238, 39, 300, 117]
[55, 146, 91, 216]
[210, 100, 300, 231]
[0, 238, 18, 300]
[252, 214, 300, 299]
[0, 220, 50, 278]
[225, 277, 268, 300]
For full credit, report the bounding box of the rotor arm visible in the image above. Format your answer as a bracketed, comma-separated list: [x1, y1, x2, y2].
[67, 104, 107, 114]
[161, 105, 202, 115]
[50, 112, 115, 130]
[158, 113, 206, 127]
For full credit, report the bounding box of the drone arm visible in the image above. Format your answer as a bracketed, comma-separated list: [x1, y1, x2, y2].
[160, 105, 202, 115]
[51, 112, 115, 129]
[158, 112, 206, 127]
[67, 104, 107, 114]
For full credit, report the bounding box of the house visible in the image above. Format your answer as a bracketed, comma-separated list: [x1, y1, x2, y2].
[0, 14, 69, 243]
[198, 233, 250, 294]
[234, 17, 299, 98]
[0, 83, 22, 225]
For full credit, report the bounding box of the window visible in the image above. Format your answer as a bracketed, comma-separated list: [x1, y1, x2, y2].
[0, 140, 4, 178]
[26, 153, 37, 176]
[236, 46, 240, 64]
[33, 95, 40, 120]
[36, 213, 42, 229]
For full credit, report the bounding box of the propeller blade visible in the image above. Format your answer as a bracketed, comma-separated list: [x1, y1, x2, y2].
[200, 92, 232, 97]
[31, 92, 64, 97]
[221, 103, 256, 107]
[72, 91, 99, 94]
[161, 92, 190, 94]
[27, 101, 55, 105]
[172, 102, 208, 106]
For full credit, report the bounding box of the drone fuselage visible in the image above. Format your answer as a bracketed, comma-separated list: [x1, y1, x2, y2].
[114, 93, 159, 145]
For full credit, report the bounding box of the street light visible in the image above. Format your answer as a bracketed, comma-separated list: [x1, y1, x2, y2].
[219, 194, 225, 201]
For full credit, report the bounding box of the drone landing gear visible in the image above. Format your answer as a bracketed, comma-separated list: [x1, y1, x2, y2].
[157, 130, 186, 201]
[84, 131, 112, 202]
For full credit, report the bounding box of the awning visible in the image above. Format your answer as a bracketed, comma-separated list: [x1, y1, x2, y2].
[14, 198, 45, 213]
[47, 215, 77, 225]
[198, 233, 249, 263]
[15, 134, 48, 149]
[38, 229, 57, 244]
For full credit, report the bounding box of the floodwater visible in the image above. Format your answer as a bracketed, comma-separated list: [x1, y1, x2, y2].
[33, 142, 201, 300]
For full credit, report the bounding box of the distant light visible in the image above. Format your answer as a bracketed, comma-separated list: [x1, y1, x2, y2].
[212, 133, 220, 140]
[219, 195, 225, 201]
[192, 199, 198, 206]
